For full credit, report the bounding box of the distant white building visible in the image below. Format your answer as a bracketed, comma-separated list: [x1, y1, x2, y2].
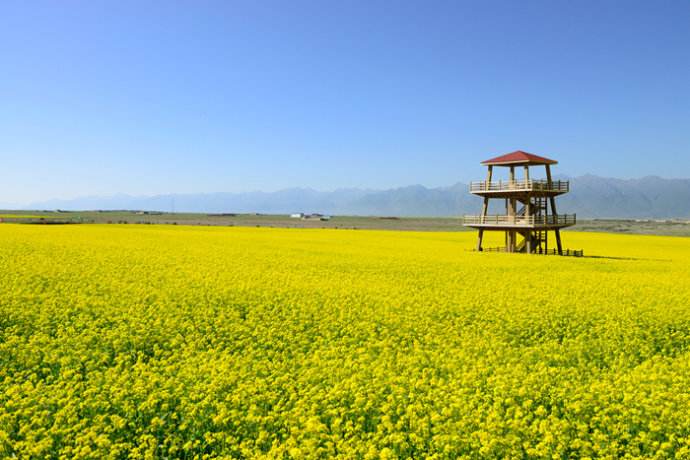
[290, 212, 331, 221]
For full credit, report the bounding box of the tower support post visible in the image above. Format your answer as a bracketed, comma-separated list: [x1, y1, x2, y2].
[476, 166, 493, 251]
[507, 166, 517, 252]
[545, 165, 563, 255]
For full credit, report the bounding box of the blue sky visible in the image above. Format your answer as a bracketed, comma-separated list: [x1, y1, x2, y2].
[1, 1, 689, 203]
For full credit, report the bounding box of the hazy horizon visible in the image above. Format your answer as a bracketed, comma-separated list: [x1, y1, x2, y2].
[3, 174, 690, 221]
[1, 172, 689, 208]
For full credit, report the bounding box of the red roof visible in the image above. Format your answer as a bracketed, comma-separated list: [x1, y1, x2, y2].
[481, 150, 557, 166]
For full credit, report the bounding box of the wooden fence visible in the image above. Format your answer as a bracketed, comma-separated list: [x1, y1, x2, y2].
[469, 179, 569, 193]
[463, 214, 577, 226]
[480, 246, 584, 257]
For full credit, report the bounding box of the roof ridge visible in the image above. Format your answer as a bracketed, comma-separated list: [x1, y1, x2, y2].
[481, 150, 558, 166]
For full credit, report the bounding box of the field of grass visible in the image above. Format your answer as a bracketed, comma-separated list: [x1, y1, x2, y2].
[1, 224, 689, 458]
[0, 210, 468, 231]
[4, 209, 690, 235]
[0, 214, 49, 219]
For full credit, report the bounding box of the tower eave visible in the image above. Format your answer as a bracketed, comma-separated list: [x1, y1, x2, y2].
[481, 150, 558, 166]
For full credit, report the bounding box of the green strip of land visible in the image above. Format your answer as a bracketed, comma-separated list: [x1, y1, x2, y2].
[2, 210, 690, 236]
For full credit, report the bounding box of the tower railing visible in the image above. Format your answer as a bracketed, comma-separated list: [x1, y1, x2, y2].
[462, 214, 576, 226]
[469, 179, 569, 193]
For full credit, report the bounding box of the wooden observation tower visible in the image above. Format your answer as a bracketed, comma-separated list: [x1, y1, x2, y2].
[463, 150, 576, 255]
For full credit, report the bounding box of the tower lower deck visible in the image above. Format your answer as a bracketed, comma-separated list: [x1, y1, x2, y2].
[462, 214, 576, 229]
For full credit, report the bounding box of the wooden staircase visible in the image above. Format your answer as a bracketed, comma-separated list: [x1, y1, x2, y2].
[514, 197, 549, 253]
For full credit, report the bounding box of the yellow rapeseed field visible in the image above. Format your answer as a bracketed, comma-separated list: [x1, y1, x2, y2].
[1, 224, 689, 459]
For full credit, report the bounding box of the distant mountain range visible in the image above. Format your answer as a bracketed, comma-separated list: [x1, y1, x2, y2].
[10, 175, 690, 219]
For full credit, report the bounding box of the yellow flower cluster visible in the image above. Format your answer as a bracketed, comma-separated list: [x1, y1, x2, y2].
[1, 224, 689, 459]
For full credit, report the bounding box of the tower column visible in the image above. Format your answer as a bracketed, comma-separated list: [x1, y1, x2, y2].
[545, 164, 563, 255]
[524, 166, 532, 252]
[508, 166, 516, 252]
[476, 165, 493, 251]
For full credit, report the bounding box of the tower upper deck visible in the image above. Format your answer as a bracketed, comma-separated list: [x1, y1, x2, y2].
[469, 179, 569, 197]
[471, 151, 566, 196]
